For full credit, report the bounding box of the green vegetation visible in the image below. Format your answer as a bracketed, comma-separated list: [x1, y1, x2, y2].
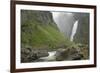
[21, 10, 89, 62]
[21, 10, 72, 50]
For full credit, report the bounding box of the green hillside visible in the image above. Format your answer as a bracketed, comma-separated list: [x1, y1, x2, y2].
[21, 10, 72, 50]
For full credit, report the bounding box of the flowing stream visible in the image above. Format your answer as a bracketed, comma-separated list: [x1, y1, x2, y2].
[39, 51, 56, 61]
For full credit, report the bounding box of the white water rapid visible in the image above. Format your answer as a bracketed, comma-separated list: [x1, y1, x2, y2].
[39, 51, 56, 61]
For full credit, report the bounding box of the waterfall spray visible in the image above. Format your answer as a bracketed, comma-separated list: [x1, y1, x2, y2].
[70, 20, 79, 41]
[52, 12, 74, 38]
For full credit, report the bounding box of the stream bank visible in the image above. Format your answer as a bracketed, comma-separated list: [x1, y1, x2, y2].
[21, 44, 88, 63]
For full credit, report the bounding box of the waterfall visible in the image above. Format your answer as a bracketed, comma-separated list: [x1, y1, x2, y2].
[70, 20, 79, 41]
[52, 12, 75, 38]
[52, 12, 78, 41]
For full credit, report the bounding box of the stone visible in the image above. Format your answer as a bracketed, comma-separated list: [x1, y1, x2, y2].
[55, 47, 83, 61]
[21, 48, 49, 62]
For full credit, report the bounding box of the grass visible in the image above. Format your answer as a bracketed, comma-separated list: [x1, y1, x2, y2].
[21, 21, 73, 49]
[21, 10, 73, 50]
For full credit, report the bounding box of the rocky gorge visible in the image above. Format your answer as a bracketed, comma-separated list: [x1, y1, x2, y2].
[21, 44, 88, 62]
[21, 10, 89, 63]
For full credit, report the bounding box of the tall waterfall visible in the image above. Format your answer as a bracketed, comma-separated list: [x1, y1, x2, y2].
[70, 20, 79, 41]
[52, 12, 75, 38]
[52, 12, 79, 41]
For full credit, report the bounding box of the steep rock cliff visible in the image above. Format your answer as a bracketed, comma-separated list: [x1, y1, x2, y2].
[73, 13, 89, 44]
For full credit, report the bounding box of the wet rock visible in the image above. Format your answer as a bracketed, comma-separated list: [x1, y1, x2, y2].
[55, 49, 69, 61]
[21, 48, 49, 63]
[55, 47, 83, 61]
[36, 50, 49, 58]
[21, 48, 38, 62]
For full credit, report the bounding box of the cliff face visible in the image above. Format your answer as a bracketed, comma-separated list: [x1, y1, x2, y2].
[21, 10, 57, 27]
[52, 12, 89, 45]
[21, 10, 71, 49]
[73, 13, 89, 44]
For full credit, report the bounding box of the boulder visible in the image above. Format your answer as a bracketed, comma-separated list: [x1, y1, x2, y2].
[21, 48, 38, 62]
[21, 48, 49, 63]
[55, 47, 83, 61]
[35, 50, 49, 58]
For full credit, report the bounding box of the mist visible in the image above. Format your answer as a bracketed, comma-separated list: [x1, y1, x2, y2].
[52, 12, 77, 41]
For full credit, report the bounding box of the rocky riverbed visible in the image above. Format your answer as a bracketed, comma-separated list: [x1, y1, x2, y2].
[21, 44, 88, 63]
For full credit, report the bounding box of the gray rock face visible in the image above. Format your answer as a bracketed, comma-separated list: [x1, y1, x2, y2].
[21, 10, 57, 27]
[73, 13, 89, 44]
[55, 48, 83, 61]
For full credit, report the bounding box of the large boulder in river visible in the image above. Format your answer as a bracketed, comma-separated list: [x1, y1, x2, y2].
[55, 47, 83, 61]
[34, 50, 49, 58]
